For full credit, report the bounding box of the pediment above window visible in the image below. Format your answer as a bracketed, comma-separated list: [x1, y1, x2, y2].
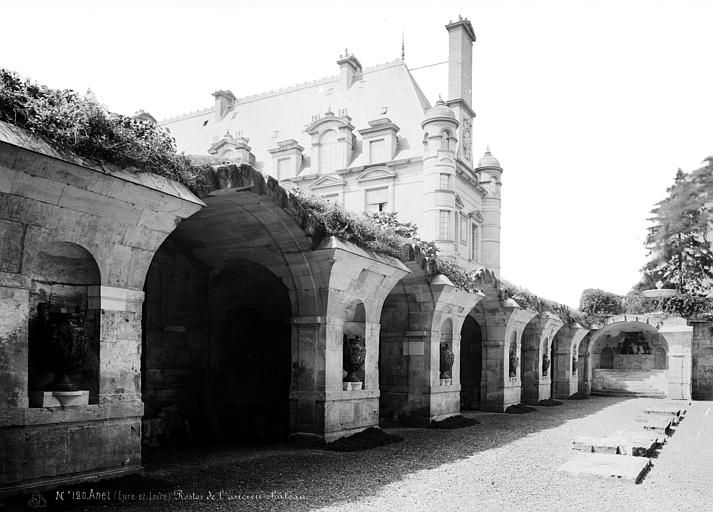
[469, 207, 484, 223]
[355, 167, 397, 183]
[310, 175, 346, 190]
[306, 109, 354, 135]
[455, 194, 465, 210]
[208, 133, 251, 155]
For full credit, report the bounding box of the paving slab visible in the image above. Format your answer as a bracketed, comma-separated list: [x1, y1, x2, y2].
[574, 434, 659, 456]
[635, 415, 672, 435]
[642, 406, 684, 424]
[559, 453, 652, 484]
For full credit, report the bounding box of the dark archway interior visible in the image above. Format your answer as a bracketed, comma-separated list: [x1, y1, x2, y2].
[460, 315, 483, 410]
[27, 242, 100, 404]
[143, 238, 291, 445]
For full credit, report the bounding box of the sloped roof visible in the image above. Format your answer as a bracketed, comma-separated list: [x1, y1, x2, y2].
[160, 59, 431, 173]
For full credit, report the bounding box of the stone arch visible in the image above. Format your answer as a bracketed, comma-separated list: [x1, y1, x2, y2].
[378, 257, 481, 425]
[520, 313, 563, 404]
[27, 241, 102, 406]
[142, 164, 408, 443]
[588, 317, 673, 398]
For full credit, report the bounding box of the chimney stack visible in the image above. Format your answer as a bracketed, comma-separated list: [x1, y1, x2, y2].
[337, 49, 362, 90]
[445, 16, 476, 168]
[212, 90, 236, 121]
[446, 16, 475, 107]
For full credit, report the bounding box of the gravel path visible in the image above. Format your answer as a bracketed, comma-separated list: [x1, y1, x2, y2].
[10, 397, 712, 512]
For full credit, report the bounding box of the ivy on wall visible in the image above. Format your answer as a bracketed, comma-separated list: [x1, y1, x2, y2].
[0, 68, 209, 190]
[1, 68, 584, 320]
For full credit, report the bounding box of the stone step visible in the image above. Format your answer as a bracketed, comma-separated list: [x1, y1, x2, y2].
[558, 453, 652, 483]
[573, 434, 659, 457]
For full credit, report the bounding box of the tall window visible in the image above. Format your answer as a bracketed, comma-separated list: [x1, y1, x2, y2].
[277, 158, 290, 179]
[369, 139, 387, 163]
[318, 130, 339, 171]
[460, 215, 468, 245]
[471, 224, 480, 260]
[439, 210, 451, 240]
[365, 187, 389, 213]
[439, 173, 451, 191]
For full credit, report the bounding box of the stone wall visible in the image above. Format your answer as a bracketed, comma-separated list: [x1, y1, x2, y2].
[692, 320, 713, 400]
[0, 125, 203, 495]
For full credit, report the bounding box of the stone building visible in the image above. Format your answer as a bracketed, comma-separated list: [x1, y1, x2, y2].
[160, 17, 501, 274]
[0, 16, 708, 498]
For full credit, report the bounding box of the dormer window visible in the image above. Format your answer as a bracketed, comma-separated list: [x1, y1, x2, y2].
[369, 139, 387, 163]
[306, 111, 355, 173]
[318, 130, 339, 172]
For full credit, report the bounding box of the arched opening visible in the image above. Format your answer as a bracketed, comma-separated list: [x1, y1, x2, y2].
[440, 129, 451, 150]
[27, 242, 100, 406]
[143, 240, 292, 446]
[508, 332, 518, 380]
[590, 322, 670, 397]
[343, 299, 366, 390]
[520, 323, 537, 403]
[460, 315, 483, 409]
[439, 318, 454, 386]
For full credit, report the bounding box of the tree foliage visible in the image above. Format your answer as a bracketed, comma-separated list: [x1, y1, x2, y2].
[579, 288, 625, 316]
[643, 161, 713, 294]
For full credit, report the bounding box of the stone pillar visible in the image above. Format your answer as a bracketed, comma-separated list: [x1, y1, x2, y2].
[480, 305, 537, 412]
[304, 237, 408, 443]
[659, 316, 692, 400]
[521, 313, 563, 405]
[90, 286, 144, 405]
[691, 320, 713, 400]
[0, 272, 30, 408]
[552, 325, 588, 399]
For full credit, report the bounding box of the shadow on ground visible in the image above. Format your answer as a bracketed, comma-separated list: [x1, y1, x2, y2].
[2, 396, 636, 511]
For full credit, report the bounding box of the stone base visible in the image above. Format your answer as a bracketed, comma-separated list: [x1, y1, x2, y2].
[29, 390, 89, 407]
[592, 369, 668, 397]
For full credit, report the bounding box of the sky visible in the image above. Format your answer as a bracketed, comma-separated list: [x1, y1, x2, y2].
[2, 0, 712, 308]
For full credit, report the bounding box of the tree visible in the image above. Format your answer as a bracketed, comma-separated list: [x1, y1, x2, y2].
[642, 159, 713, 295]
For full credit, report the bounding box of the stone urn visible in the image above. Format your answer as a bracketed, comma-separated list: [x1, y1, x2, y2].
[572, 356, 578, 374]
[343, 335, 366, 391]
[44, 308, 89, 392]
[509, 349, 519, 378]
[542, 353, 550, 377]
[439, 343, 454, 385]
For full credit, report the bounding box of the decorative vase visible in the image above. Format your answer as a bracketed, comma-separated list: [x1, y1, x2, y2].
[45, 309, 89, 392]
[343, 335, 366, 389]
[439, 343, 454, 380]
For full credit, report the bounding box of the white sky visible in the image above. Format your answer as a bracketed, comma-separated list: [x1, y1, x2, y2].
[3, 0, 712, 308]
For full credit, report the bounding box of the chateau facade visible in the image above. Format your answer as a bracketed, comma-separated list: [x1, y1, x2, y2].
[161, 17, 502, 274]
